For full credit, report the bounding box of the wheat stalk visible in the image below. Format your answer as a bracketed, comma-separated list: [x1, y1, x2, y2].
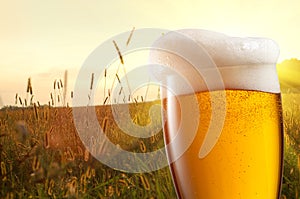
[31, 155, 40, 172]
[26, 78, 31, 93]
[57, 80, 60, 90]
[53, 80, 57, 107]
[90, 73, 94, 90]
[103, 96, 108, 105]
[102, 117, 108, 133]
[57, 80, 62, 106]
[126, 27, 135, 46]
[88, 73, 95, 106]
[50, 93, 54, 106]
[110, 40, 133, 104]
[15, 93, 18, 105]
[33, 102, 39, 120]
[103, 68, 107, 103]
[84, 149, 89, 162]
[112, 40, 124, 65]
[19, 97, 23, 106]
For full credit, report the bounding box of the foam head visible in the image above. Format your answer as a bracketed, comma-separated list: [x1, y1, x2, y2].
[149, 29, 281, 94]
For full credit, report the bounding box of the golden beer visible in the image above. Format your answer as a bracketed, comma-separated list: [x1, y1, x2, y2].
[149, 29, 283, 198]
[163, 89, 283, 199]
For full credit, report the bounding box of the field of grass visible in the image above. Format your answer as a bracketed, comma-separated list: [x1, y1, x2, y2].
[0, 91, 299, 198]
[0, 102, 176, 198]
[281, 91, 300, 199]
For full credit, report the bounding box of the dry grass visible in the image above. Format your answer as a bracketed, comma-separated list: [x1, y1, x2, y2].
[281, 91, 300, 199]
[0, 101, 175, 198]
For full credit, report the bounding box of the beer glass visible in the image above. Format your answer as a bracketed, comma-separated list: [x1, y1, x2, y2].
[150, 29, 283, 199]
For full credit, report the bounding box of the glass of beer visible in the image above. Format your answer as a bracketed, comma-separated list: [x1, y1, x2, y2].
[150, 29, 283, 199]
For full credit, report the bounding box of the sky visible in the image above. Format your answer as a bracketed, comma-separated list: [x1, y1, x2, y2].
[1, 0, 300, 106]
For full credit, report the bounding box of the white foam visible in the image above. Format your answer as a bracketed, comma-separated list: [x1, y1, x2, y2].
[149, 29, 281, 94]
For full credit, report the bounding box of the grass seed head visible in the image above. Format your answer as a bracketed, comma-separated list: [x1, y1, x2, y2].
[19, 97, 23, 106]
[57, 80, 60, 89]
[90, 73, 95, 90]
[60, 79, 63, 88]
[15, 93, 18, 104]
[84, 149, 89, 162]
[53, 80, 56, 90]
[27, 78, 31, 93]
[126, 27, 135, 46]
[113, 40, 124, 65]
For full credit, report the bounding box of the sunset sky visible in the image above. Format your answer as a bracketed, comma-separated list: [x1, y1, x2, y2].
[1, 0, 300, 106]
